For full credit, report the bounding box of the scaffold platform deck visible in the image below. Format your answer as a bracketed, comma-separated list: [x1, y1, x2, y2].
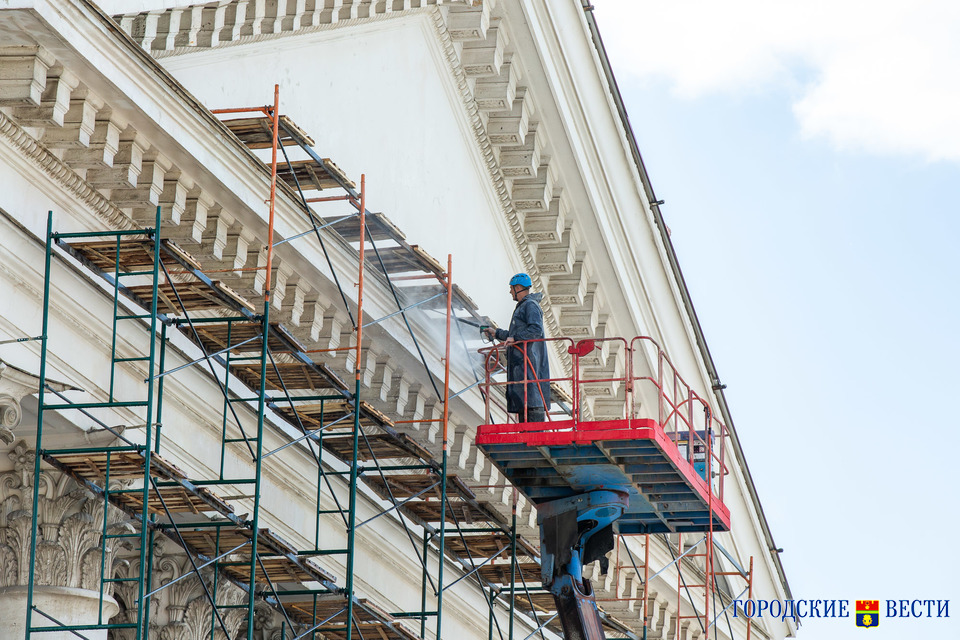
[476, 418, 730, 533]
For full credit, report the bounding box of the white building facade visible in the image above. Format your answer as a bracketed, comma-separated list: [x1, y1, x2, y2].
[0, 1, 794, 639]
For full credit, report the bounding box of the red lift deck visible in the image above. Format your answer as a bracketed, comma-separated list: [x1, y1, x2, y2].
[475, 337, 731, 534]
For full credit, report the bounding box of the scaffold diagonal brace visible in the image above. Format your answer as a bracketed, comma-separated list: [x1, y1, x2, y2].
[147, 335, 260, 382]
[439, 543, 511, 593]
[354, 480, 441, 530]
[361, 292, 446, 328]
[261, 411, 354, 459]
[273, 213, 359, 247]
[648, 535, 706, 583]
[149, 477, 233, 638]
[29, 606, 95, 640]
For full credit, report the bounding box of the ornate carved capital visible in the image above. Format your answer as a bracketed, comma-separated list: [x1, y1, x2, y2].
[0, 441, 132, 593]
[110, 541, 261, 640]
[0, 443, 285, 639]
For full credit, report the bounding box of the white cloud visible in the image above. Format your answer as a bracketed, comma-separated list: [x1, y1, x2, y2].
[593, 0, 960, 161]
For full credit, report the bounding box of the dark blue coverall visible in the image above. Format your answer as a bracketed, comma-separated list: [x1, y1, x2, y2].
[494, 292, 551, 420]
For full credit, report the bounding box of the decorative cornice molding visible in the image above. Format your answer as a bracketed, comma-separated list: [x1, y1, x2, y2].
[146, 4, 436, 60]
[427, 7, 573, 376]
[0, 110, 135, 232]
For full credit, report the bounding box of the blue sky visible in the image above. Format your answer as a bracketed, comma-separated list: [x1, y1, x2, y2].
[593, 2, 960, 638]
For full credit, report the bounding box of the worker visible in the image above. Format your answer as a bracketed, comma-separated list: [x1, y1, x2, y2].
[483, 273, 551, 422]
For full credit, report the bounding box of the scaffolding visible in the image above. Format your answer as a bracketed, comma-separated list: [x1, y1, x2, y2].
[22, 84, 761, 640]
[22, 86, 563, 640]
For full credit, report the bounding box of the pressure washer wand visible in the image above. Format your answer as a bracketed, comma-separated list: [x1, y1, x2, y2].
[451, 316, 495, 343]
[453, 317, 484, 329]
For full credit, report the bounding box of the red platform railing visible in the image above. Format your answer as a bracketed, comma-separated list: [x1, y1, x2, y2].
[478, 335, 729, 502]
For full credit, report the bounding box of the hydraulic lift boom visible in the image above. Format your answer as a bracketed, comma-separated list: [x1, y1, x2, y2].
[538, 490, 629, 640]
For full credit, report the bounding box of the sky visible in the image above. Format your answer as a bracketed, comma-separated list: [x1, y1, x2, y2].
[591, 1, 960, 638]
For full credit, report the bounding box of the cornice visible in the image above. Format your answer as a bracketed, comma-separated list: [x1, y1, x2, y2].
[0, 111, 134, 231]
[425, 8, 572, 374]
[149, 5, 434, 60]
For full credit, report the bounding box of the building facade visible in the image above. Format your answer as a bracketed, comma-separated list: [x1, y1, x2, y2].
[0, 1, 794, 639]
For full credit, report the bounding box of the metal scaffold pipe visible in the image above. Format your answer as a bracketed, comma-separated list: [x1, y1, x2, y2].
[24, 211, 54, 639]
[246, 82, 281, 640]
[345, 173, 366, 640]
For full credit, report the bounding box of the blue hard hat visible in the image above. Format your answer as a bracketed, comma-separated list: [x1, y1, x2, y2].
[509, 273, 532, 288]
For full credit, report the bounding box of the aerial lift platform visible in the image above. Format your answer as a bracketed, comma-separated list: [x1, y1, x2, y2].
[476, 337, 730, 639]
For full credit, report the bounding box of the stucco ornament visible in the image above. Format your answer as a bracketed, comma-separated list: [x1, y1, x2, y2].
[109, 542, 250, 640]
[0, 440, 280, 640]
[0, 359, 78, 444]
[0, 394, 22, 445]
[7, 440, 35, 488]
[0, 441, 133, 592]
